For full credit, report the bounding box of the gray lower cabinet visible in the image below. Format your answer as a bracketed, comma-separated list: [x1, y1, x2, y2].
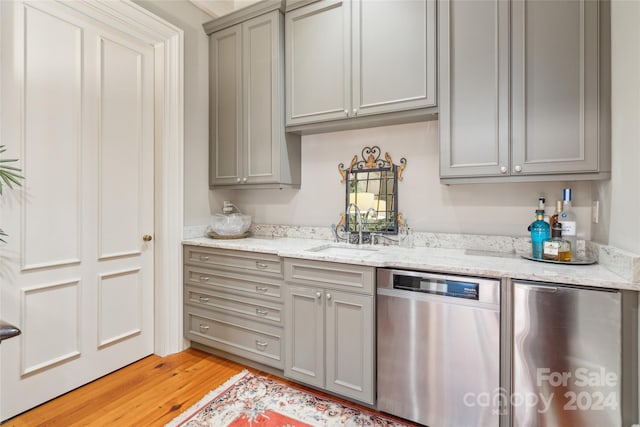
[284, 258, 375, 404]
[439, 0, 610, 183]
[183, 245, 285, 369]
[285, 0, 436, 130]
[206, 2, 301, 189]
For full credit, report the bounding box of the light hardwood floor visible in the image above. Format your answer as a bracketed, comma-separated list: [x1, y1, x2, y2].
[3, 348, 416, 426]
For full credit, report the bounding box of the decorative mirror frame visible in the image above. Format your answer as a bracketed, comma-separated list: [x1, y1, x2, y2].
[337, 146, 406, 240]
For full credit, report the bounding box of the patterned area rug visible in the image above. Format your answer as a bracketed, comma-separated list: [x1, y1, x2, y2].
[166, 370, 414, 427]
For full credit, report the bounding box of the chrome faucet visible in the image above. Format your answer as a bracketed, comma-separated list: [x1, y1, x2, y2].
[347, 203, 363, 245]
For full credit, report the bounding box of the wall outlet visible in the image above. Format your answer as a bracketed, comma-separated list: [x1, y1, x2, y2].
[591, 200, 600, 224]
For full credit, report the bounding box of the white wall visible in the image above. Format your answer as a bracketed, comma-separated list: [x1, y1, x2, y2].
[134, 0, 213, 227]
[592, 0, 640, 254]
[213, 121, 594, 239]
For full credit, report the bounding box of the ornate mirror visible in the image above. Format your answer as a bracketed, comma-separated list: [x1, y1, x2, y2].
[337, 146, 406, 238]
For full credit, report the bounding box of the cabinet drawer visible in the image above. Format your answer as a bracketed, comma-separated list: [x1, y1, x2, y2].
[185, 286, 283, 325]
[185, 307, 283, 369]
[184, 266, 282, 300]
[284, 258, 375, 295]
[184, 246, 283, 278]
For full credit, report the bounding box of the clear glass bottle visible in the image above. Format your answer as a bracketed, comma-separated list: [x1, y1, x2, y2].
[543, 222, 572, 261]
[400, 226, 414, 248]
[530, 210, 551, 259]
[560, 188, 577, 250]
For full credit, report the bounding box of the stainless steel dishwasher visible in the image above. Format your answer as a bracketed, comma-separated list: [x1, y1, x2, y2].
[377, 268, 501, 427]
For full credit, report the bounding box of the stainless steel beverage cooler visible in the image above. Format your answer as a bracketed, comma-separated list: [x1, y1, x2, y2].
[511, 280, 638, 427]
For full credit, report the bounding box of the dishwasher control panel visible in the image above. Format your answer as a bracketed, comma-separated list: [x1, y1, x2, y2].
[377, 268, 500, 306]
[394, 275, 479, 300]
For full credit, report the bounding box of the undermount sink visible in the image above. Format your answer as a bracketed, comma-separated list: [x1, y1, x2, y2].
[307, 243, 379, 257]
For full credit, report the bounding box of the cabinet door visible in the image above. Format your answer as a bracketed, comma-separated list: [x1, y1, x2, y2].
[285, 0, 350, 126]
[439, 0, 510, 178]
[511, 0, 600, 175]
[352, 0, 436, 117]
[284, 285, 325, 388]
[325, 290, 374, 404]
[210, 24, 243, 186]
[243, 11, 281, 184]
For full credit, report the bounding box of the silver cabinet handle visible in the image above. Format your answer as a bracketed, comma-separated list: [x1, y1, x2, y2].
[315, 291, 322, 299]
[199, 255, 209, 261]
[256, 308, 269, 316]
[326, 293, 332, 300]
[199, 276, 209, 282]
[514, 164, 523, 173]
[242, 177, 248, 183]
[353, 108, 358, 116]
[500, 165, 507, 174]
[255, 340, 268, 350]
[236, 178, 241, 183]
[199, 324, 210, 331]
[255, 262, 268, 269]
[255, 286, 269, 293]
[344, 109, 349, 116]
[198, 296, 209, 303]
[530, 285, 559, 293]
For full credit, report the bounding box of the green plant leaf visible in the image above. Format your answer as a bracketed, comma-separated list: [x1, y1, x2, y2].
[0, 145, 24, 196]
[0, 145, 23, 242]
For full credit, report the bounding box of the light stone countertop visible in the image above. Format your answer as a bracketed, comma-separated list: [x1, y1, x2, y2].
[183, 236, 639, 291]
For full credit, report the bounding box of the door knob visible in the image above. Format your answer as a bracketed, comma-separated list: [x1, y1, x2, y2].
[142, 235, 153, 242]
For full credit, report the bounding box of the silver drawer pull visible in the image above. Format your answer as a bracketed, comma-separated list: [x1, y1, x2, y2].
[255, 286, 269, 293]
[199, 324, 210, 331]
[199, 255, 210, 261]
[256, 308, 269, 316]
[255, 261, 268, 269]
[199, 276, 210, 282]
[255, 340, 268, 350]
[198, 296, 209, 303]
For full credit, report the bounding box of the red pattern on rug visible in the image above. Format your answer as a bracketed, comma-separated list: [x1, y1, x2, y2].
[166, 370, 415, 427]
[227, 409, 314, 427]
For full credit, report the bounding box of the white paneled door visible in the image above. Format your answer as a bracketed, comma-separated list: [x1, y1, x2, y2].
[0, 1, 155, 420]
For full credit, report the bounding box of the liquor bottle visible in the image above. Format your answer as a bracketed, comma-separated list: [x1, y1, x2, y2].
[560, 188, 577, 250]
[537, 197, 550, 223]
[543, 222, 572, 261]
[549, 200, 562, 229]
[530, 210, 551, 259]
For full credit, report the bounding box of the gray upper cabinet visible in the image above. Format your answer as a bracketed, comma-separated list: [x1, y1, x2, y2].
[439, 0, 610, 183]
[285, 0, 350, 125]
[352, 0, 436, 117]
[206, 1, 301, 189]
[210, 25, 243, 186]
[285, 0, 437, 130]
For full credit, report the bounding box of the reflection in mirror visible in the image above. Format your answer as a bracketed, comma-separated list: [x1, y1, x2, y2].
[338, 146, 406, 239]
[347, 170, 396, 233]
